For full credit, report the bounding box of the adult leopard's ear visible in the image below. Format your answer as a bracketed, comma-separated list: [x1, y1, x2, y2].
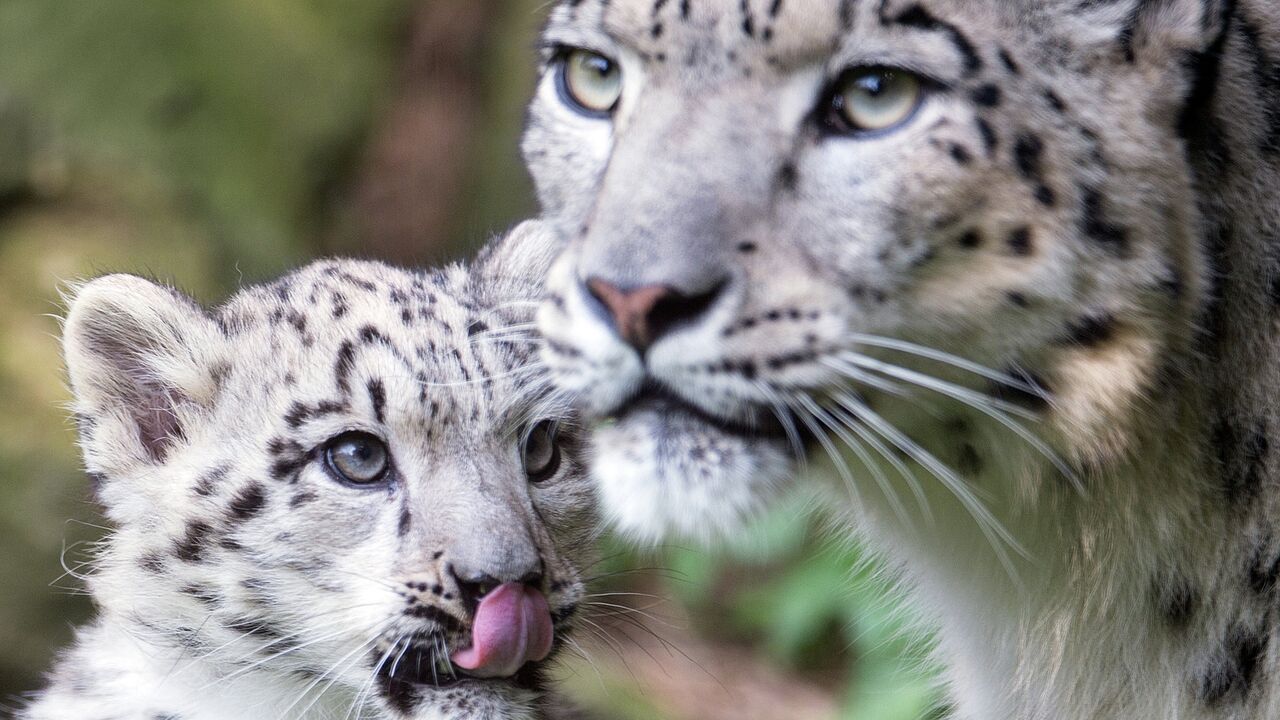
[1110, 0, 1235, 62]
[63, 274, 226, 476]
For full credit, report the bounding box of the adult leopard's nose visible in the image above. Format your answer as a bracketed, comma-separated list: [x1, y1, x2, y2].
[584, 277, 728, 352]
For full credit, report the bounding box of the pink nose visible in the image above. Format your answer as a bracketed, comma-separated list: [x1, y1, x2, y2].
[586, 276, 728, 351]
[450, 583, 554, 678]
[586, 278, 674, 350]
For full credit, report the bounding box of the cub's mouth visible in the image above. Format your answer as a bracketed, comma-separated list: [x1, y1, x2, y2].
[374, 639, 548, 693]
[377, 583, 573, 700]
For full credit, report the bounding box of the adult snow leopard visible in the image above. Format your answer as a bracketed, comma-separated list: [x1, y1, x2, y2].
[527, 0, 1280, 718]
[21, 223, 596, 720]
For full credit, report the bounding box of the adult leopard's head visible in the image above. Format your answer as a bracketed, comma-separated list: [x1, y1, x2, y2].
[527, 0, 1232, 542]
[62, 224, 595, 719]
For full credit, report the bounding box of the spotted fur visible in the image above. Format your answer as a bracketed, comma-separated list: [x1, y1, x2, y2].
[22, 223, 597, 720]
[527, 1, 1280, 718]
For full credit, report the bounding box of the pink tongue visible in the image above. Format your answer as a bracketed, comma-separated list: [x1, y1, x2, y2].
[451, 583, 554, 678]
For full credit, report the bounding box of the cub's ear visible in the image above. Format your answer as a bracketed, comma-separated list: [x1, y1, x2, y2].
[471, 220, 563, 298]
[63, 275, 226, 474]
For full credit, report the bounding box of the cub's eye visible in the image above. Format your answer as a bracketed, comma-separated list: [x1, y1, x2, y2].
[325, 432, 390, 485]
[556, 49, 622, 118]
[522, 420, 563, 484]
[824, 67, 924, 135]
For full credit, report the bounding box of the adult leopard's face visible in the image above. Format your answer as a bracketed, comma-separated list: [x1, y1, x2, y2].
[63, 225, 594, 719]
[528, 0, 1223, 540]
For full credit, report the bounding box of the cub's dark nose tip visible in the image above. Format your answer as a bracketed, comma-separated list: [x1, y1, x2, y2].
[585, 277, 726, 351]
[451, 567, 544, 614]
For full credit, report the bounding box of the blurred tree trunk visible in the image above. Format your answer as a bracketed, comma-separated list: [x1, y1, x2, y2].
[337, 0, 505, 264]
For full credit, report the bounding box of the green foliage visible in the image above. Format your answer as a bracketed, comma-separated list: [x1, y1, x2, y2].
[0, 0, 410, 279]
[656, 492, 945, 720]
[0, 0, 413, 700]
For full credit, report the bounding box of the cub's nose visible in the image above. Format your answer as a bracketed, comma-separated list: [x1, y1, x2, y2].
[585, 277, 726, 352]
[449, 563, 544, 614]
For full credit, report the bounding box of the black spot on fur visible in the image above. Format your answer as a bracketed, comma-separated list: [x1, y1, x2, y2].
[989, 368, 1051, 411]
[884, 4, 982, 75]
[140, 552, 167, 574]
[958, 230, 983, 248]
[1063, 314, 1116, 347]
[975, 118, 999, 154]
[335, 340, 357, 393]
[1248, 540, 1280, 595]
[1236, 12, 1280, 155]
[1013, 134, 1051, 200]
[776, 161, 799, 192]
[228, 483, 267, 521]
[284, 400, 346, 429]
[194, 467, 227, 497]
[331, 292, 349, 319]
[1080, 187, 1130, 254]
[225, 616, 283, 640]
[268, 437, 307, 483]
[1154, 574, 1198, 629]
[398, 505, 412, 537]
[997, 48, 1021, 74]
[368, 379, 388, 424]
[1008, 227, 1033, 255]
[1044, 89, 1068, 113]
[1199, 627, 1268, 705]
[970, 84, 1002, 107]
[1006, 291, 1030, 308]
[175, 520, 215, 563]
[740, 0, 755, 37]
[359, 325, 389, 345]
[1213, 415, 1269, 505]
[290, 491, 318, 508]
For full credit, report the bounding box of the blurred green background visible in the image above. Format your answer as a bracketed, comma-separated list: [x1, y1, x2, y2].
[0, 1, 943, 717]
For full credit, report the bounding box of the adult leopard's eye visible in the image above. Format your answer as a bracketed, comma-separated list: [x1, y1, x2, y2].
[826, 68, 923, 135]
[325, 432, 390, 485]
[557, 49, 622, 117]
[522, 420, 563, 484]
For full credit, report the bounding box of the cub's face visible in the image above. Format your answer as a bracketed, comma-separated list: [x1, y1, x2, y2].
[64, 229, 595, 719]
[527, 0, 1223, 540]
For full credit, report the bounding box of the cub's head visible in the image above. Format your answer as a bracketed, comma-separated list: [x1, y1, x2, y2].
[63, 224, 595, 719]
[527, 0, 1232, 540]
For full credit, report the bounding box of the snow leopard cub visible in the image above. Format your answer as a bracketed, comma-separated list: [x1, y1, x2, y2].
[21, 222, 595, 720]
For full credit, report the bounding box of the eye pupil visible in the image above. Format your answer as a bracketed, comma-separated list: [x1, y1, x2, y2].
[558, 49, 623, 117]
[523, 420, 563, 484]
[325, 432, 390, 485]
[826, 67, 924, 135]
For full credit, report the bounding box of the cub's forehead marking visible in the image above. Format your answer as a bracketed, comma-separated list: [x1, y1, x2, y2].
[219, 263, 548, 438]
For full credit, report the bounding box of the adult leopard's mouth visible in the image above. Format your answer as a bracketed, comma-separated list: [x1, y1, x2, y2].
[589, 381, 801, 542]
[608, 381, 800, 445]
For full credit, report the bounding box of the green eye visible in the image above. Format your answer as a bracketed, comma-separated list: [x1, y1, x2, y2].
[828, 68, 923, 134]
[325, 432, 390, 485]
[558, 49, 622, 117]
[522, 420, 563, 484]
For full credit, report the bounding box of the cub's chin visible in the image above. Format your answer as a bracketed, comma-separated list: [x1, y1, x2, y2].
[589, 393, 794, 544]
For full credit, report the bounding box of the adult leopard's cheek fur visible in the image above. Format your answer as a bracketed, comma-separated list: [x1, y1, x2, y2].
[522, 0, 1280, 718]
[589, 406, 792, 544]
